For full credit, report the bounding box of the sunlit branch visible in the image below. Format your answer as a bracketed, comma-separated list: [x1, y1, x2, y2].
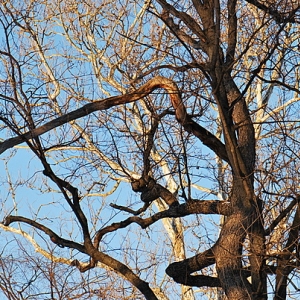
[258, 97, 300, 125]
[157, 0, 207, 51]
[2, 215, 86, 252]
[0, 76, 228, 163]
[0, 223, 82, 266]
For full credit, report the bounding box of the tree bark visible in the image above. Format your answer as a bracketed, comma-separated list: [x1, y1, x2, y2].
[214, 212, 253, 299]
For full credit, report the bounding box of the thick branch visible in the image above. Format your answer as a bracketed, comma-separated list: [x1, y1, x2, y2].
[283, 201, 300, 254]
[159, 10, 204, 50]
[0, 76, 228, 162]
[42, 167, 90, 241]
[226, 0, 237, 66]
[2, 215, 86, 253]
[94, 200, 231, 248]
[136, 177, 179, 207]
[2, 215, 158, 299]
[166, 248, 220, 287]
[83, 244, 159, 300]
[157, 0, 207, 48]
[183, 116, 229, 163]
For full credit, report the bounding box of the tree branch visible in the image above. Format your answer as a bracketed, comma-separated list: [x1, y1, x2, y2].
[41, 166, 90, 242]
[265, 196, 299, 235]
[183, 116, 229, 163]
[110, 202, 151, 215]
[166, 248, 220, 287]
[83, 246, 159, 300]
[94, 200, 231, 249]
[157, 0, 207, 47]
[255, 73, 300, 94]
[2, 214, 160, 299]
[226, 0, 237, 67]
[2, 215, 86, 253]
[0, 76, 228, 162]
[245, 0, 299, 23]
[275, 201, 300, 299]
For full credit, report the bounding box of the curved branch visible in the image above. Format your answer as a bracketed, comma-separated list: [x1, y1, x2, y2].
[0, 76, 228, 162]
[166, 248, 220, 287]
[41, 167, 90, 242]
[0, 222, 85, 268]
[2, 215, 86, 253]
[84, 245, 159, 300]
[2, 216, 158, 300]
[183, 116, 229, 162]
[110, 202, 151, 215]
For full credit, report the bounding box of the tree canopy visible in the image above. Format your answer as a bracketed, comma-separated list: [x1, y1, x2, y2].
[0, 0, 299, 299]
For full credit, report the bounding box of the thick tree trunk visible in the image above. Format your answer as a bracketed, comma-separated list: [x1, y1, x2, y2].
[213, 175, 254, 299]
[212, 72, 258, 299]
[214, 212, 253, 299]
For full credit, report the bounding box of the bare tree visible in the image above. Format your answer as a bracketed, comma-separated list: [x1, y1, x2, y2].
[0, 0, 299, 299]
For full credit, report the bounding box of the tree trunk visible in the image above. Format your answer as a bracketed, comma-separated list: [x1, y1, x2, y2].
[213, 184, 253, 299]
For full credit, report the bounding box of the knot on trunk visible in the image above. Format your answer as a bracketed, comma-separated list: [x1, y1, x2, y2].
[131, 177, 179, 207]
